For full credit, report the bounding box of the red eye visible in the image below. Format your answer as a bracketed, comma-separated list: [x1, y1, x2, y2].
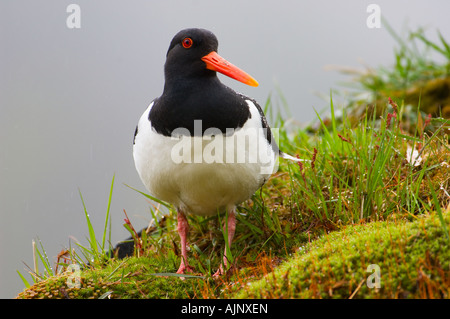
[182, 37, 193, 49]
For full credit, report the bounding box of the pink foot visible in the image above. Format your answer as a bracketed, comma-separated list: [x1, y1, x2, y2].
[212, 264, 224, 277]
[176, 264, 195, 274]
[213, 209, 237, 278]
[176, 210, 195, 279]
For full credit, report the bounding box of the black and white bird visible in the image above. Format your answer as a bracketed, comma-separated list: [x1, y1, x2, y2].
[133, 28, 300, 276]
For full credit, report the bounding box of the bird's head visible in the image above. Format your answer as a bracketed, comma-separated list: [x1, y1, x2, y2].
[164, 28, 259, 87]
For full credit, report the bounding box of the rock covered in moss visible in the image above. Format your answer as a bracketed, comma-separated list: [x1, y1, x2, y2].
[234, 211, 450, 298]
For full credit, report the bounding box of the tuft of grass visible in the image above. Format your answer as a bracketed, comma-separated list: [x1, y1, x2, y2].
[78, 173, 115, 263]
[17, 175, 116, 288]
[330, 20, 450, 134]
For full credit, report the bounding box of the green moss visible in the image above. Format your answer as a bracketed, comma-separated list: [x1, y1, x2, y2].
[233, 211, 450, 299]
[16, 210, 450, 299]
[16, 254, 207, 299]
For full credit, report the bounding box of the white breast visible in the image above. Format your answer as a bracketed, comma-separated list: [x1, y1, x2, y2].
[133, 100, 277, 216]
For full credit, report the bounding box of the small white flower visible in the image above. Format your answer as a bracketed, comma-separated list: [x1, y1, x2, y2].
[406, 145, 422, 166]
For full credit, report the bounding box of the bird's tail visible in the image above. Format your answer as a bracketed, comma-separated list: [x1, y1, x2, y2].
[279, 151, 309, 162]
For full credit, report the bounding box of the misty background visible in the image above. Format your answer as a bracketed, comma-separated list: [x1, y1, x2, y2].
[1, 0, 450, 298]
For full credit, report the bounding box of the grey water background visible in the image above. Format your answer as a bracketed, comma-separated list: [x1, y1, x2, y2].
[1, 0, 450, 298]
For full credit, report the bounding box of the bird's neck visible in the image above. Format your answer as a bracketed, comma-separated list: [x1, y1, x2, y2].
[162, 72, 220, 96]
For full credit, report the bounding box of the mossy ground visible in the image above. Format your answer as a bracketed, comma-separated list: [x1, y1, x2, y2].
[16, 254, 203, 299]
[233, 210, 450, 299]
[17, 208, 450, 299]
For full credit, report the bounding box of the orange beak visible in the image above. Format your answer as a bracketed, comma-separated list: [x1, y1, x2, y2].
[201, 51, 259, 87]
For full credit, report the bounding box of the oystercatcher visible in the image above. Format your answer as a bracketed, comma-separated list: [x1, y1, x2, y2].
[133, 28, 300, 276]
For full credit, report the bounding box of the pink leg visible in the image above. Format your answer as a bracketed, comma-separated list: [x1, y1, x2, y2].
[213, 208, 237, 277]
[176, 210, 194, 274]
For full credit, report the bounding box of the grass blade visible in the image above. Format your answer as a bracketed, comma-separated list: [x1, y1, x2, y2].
[125, 184, 172, 210]
[78, 189, 99, 258]
[428, 179, 450, 242]
[102, 174, 115, 252]
[16, 271, 31, 288]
